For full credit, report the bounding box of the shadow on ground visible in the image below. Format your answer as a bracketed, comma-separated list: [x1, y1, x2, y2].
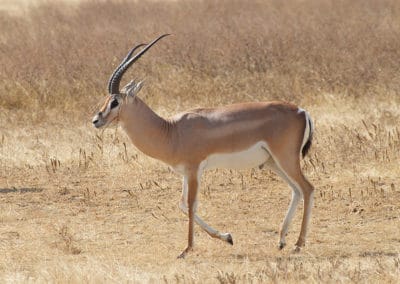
[0, 187, 43, 194]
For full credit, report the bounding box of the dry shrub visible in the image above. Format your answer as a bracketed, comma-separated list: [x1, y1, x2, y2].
[0, 0, 399, 123]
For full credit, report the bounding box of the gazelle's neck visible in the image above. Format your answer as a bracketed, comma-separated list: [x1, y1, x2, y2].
[118, 96, 176, 164]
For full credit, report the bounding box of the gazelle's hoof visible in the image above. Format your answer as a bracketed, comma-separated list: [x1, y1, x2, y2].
[292, 245, 301, 253]
[278, 241, 286, 250]
[219, 233, 233, 245]
[177, 246, 193, 259]
[293, 239, 305, 253]
[226, 234, 233, 245]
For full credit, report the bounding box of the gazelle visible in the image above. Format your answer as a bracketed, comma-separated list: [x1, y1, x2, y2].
[92, 34, 315, 258]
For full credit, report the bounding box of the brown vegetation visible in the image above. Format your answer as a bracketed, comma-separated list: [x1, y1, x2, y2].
[0, 0, 399, 282]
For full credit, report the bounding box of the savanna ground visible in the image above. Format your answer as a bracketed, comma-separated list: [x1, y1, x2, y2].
[0, 0, 400, 282]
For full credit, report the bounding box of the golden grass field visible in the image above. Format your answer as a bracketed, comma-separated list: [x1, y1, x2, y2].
[0, 0, 399, 282]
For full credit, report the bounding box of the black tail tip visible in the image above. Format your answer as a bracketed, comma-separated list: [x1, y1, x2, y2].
[301, 139, 312, 158]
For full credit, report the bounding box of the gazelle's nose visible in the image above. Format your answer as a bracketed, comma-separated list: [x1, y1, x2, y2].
[92, 112, 101, 125]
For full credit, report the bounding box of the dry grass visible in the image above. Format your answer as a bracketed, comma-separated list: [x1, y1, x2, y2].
[0, 0, 399, 282]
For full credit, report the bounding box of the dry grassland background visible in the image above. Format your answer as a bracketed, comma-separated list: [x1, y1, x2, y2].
[0, 0, 399, 282]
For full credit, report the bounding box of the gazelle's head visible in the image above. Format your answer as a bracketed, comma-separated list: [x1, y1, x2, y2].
[92, 34, 170, 129]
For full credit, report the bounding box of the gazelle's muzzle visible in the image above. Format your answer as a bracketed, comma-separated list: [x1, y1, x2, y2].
[92, 112, 105, 128]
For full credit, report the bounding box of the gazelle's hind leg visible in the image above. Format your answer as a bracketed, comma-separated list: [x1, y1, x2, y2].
[265, 159, 302, 249]
[179, 175, 233, 246]
[264, 147, 314, 251]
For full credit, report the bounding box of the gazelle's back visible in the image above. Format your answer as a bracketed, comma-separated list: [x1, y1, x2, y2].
[171, 101, 305, 161]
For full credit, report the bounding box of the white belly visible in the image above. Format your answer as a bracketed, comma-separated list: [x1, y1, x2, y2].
[202, 141, 270, 171]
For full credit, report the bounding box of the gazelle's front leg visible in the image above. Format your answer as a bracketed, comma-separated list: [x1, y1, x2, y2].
[179, 175, 232, 246]
[178, 171, 232, 258]
[178, 170, 198, 258]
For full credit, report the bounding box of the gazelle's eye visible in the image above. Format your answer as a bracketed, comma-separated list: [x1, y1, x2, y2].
[110, 99, 119, 109]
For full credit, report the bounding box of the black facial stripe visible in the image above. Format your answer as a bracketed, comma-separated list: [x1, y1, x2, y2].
[110, 99, 119, 109]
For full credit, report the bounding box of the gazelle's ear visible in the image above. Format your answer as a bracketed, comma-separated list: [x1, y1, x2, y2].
[121, 79, 135, 93]
[132, 80, 144, 95]
[124, 79, 144, 97]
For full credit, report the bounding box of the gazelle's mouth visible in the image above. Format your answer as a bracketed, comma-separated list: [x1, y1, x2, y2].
[93, 121, 101, 128]
[92, 114, 104, 128]
[93, 121, 103, 129]
[92, 114, 119, 129]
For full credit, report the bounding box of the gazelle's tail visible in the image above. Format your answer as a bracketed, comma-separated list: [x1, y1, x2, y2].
[301, 110, 314, 158]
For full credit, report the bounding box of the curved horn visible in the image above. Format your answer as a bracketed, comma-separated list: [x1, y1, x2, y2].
[109, 33, 170, 95]
[108, 43, 147, 94]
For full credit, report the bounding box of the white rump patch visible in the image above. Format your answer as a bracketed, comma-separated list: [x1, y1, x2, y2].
[201, 141, 270, 171]
[298, 108, 313, 151]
